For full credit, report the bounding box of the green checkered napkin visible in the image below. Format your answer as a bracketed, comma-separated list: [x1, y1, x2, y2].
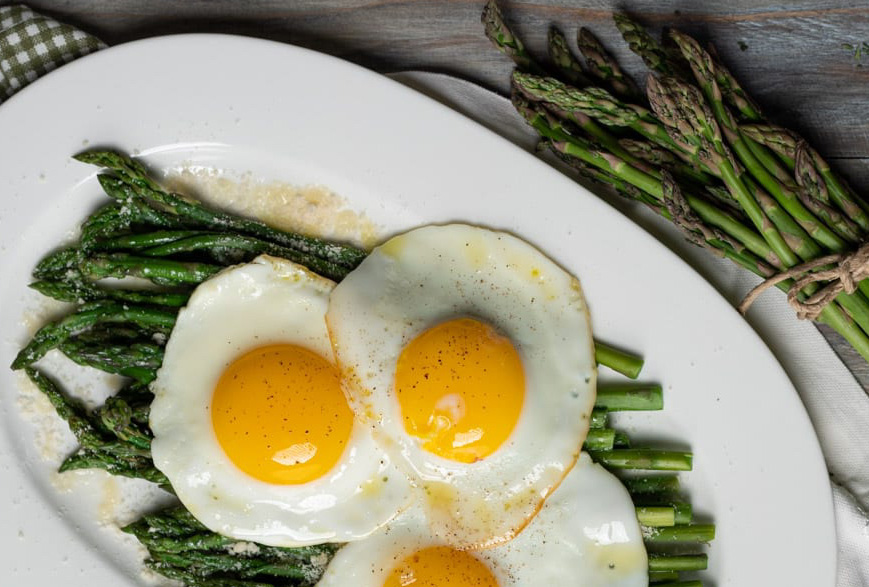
[0, 5, 104, 102]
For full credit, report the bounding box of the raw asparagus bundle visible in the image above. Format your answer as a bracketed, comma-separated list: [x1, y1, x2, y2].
[483, 0, 869, 363]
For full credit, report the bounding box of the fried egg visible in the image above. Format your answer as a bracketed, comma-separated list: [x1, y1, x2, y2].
[316, 453, 648, 586]
[326, 224, 596, 548]
[149, 255, 410, 547]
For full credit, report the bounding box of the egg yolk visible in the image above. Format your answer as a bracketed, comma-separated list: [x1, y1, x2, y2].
[394, 318, 525, 463]
[211, 344, 353, 485]
[383, 546, 500, 587]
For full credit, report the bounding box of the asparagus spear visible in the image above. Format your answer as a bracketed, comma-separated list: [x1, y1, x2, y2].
[79, 253, 222, 286]
[12, 301, 177, 369]
[24, 367, 104, 446]
[59, 338, 162, 383]
[142, 233, 352, 281]
[669, 31, 849, 254]
[792, 140, 869, 231]
[584, 428, 617, 451]
[612, 12, 691, 79]
[95, 395, 153, 450]
[646, 75, 802, 265]
[648, 553, 708, 572]
[60, 449, 170, 488]
[590, 407, 608, 428]
[589, 449, 693, 471]
[29, 275, 191, 307]
[622, 475, 680, 495]
[704, 42, 763, 122]
[548, 27, 592, 86]
[793, 144, 863, 243]
[594, 340, 644, 378]
[518, 94, 781, 265]
[576, 27, 641, 100]
[518, 90, 869, 359]
[614, 431, 632, 448]
[596, 383, 663, 411]
[513, 71, 712, 184]
[644, 524, 716, 543]
[481, 0, 544, 73]
[75, 150, 367, 270]
[668, 33, 869, 322]
[125, 507, 337, 586]
[660, 171, 775, 276]
[739, 123, 799, 168]
[33, 247, 80, 280]
[96, 229, 207, 251]
[24, 368, 168, 486]
[514, 74, 654, 171]
[636, 506, 676, 527]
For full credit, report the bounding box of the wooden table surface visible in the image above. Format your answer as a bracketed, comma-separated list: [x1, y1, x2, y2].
[6, 0, 869, 388]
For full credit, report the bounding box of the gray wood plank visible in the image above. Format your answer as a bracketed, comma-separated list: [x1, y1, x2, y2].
[10, 0, 869, 158]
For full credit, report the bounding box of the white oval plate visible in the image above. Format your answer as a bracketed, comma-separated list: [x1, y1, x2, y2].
[0, 35, 835, 586]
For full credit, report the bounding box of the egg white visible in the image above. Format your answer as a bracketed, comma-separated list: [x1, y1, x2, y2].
[326, 224, 596, 548]
[150, 255, 410, 547]
[316, 453, 648, 586]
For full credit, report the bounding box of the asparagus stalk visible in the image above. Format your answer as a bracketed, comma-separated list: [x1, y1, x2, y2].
[644, 524, 716, 543]
[596, 383, 663, 410]
[589, 449, 693, 471]
[33, 247, 80, 280]
[647, 572, 679, 583]
[517, 89, 869, 359]
[594, 340, 644, 378]
[59, 338, 162, 383]
[12, 301, 177, 369]
[548, 27, 592, 86]
[704, 42, 763, 122]
[514, 71, 700, 176]
[513, 74, 653, 171]
[793, 145, 862, 243]
[612, 13, 691, 79]
[673, 502, 693, 524]
[669, 31, 848, 254]
[648, 553, 708, 572]
[793, 141, 869, 232]
[590, 407, 608, 428]
[584, 428, 616, 451]
[668, 34, 869, 325]
[24, 367, 103, 446]
[24, 368, 168, 486]
[29, 276, 191, 307]
[636, 506, 676, 527]
[95, 395, 153, 450]
[75, 150, 367, 270]
[140, 233, 352, 281]
[622, 475, 680, 495]
[739, 123, 798, 168]
[60, 449, 170, 488]
[576, 27, 641, 100]
[614, 431, 632, 448]
[481, 0, 544, 73]
[646, 75, 801, 266]
[660, 172, 775, 276]
[125, 507, 337, 586]
[79, 253, 222, 286]
[519, 94, 781, 266]
[96, 229, 206, 251]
